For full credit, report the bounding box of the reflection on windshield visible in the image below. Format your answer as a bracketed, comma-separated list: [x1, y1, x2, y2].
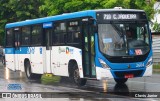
[98, 22, 150, 56]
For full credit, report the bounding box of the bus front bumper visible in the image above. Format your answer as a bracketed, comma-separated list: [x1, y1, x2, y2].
[96, 65, 152, 80]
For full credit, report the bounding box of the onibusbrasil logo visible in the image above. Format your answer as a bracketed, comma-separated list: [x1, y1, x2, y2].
[7, 84, 22, 90]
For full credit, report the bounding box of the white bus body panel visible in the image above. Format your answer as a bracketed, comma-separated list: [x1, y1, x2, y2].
[50, 46, 83, 77]
[5, 47, 44, 74]
[6, 46, 84, 78]
[15, 52, 19, 70]
[143, 65, 153, 76]
[30, 47, 43, 74]
[18, 54, 30, 72]
[43, 47, 52, 73]
[5, 54, 15, 71]
[96, 67, 113, 80]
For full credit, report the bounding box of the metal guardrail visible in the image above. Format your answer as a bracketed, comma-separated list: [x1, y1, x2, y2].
[152, 37, 160, 64]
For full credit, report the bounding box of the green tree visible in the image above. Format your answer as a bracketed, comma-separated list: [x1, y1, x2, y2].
[40, 0, 155, 20]
[153, 22, 160, 32]
[40, 0, 104, 16]
[0, 0, 157, 45]
[0, 0, 44, 45]
[101, 0, 155, 19]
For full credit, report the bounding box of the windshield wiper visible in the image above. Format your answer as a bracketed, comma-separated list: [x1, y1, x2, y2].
[110, 23, 122, 37]
[111, 23, 128, 54]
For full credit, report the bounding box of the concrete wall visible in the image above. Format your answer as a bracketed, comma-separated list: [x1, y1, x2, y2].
[152, 35, 160, 64]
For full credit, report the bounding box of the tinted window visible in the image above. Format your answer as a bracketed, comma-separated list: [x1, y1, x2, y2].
[31, 25, 42, 45]
[14, 27, 21, 47]
[53, 22, 66, 45]
[67, 20, 81, 44]
[6, 29, 13, 47]
[21, 26, 31, 46]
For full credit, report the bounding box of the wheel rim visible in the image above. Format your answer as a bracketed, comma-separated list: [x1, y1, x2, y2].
[73, 69, 80, 83]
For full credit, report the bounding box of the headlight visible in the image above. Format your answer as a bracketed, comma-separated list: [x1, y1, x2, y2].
[98, 58, 110, 69]
[146, 57, 152, 68]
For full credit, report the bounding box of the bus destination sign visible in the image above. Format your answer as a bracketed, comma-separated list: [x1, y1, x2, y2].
[97, 12, 147, 23]
[103, 14, 137, 20]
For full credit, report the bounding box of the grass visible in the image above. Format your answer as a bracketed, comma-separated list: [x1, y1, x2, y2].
[153, 64, 160, 69]
[153, 64, 160, 74]
[41, 74, 61, 85]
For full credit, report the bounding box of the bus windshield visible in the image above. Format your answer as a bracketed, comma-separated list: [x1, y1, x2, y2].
[98, 22, 150, 56]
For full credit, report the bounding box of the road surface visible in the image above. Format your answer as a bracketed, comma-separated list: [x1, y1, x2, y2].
[0, 63, 159, 101]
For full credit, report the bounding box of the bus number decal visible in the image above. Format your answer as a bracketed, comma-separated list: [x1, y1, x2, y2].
[136, 62, 144, 68]
[40, 48, 42, 54]
[27, 47, 35, 54]
[104, 14, 111, 20]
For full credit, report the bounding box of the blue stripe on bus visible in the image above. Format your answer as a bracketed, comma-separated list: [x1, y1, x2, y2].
[5, 47, 42, 54]
[5, 47, 29, 54]
[5, 48, 15, 54]
[6, 10, 96, 28]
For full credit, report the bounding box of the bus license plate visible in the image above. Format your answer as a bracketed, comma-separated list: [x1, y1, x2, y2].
[125, 74, 134, 78]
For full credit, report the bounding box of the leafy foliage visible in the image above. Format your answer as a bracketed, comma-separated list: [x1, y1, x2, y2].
[0, 0, 44, 45]
[153, 22, 160, 32]
[0, 0, 157, 45]
[40, 0, 156, 19]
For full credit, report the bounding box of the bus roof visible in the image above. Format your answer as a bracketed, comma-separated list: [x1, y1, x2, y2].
[5, 9, 145, 28]
[95, 9, 144, 12]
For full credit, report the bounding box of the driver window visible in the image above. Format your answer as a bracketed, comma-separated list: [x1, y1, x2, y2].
[136, 24, 149, 44]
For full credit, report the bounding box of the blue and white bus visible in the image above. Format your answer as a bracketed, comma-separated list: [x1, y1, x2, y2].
[5, 8, 152, 86]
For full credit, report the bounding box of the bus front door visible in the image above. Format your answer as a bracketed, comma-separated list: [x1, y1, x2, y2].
[14, 27, 21, 71]
[82, 18, 96, 78]
[43, 23, 52, 73]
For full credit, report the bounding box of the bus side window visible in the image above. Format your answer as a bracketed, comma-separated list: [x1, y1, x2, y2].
[67, 20, 81, 47]
[52, 34, 58, 45]
[31, 25, 42, 46]
[14, 27, 21, 48]
[53, 22, 66, 45]
[6, 29, 14, 47]
[73, 32, 81, 43]
[21, 26, 31, 46]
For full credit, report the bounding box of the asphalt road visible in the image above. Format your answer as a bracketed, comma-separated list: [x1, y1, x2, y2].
[0, 63, 160, 101]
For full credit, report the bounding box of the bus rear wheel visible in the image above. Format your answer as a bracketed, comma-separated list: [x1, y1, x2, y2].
[25, 61, 34, 79]
[71, 63, 87, 86]
[25, 61, 41, 80]
[114, 78, 128, 84]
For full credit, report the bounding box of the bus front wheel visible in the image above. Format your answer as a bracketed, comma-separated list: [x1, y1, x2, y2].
[114, 78, 128, 84]
[71, 63, 87, 86]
